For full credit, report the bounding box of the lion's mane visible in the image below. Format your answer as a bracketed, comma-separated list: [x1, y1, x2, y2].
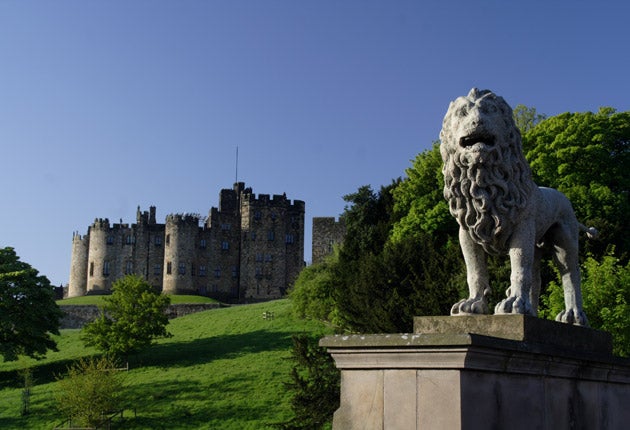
[439, 88, 536, 254]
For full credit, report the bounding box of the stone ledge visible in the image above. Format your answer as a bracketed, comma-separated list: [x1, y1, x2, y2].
[413, 314, 612, 355]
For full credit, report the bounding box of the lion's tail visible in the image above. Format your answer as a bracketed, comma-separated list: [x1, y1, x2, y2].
[579, 223, 599, 240]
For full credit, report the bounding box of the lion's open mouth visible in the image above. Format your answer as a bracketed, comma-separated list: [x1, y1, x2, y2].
[459, 133, 496, 149]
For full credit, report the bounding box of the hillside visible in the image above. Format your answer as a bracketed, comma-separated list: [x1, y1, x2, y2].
[0, 299, 333, 429]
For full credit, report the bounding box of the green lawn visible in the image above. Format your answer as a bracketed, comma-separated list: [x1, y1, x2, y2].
[0, 299, 332, 429]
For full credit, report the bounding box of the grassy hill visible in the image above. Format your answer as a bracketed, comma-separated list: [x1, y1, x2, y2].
[0, 299, 333, 429]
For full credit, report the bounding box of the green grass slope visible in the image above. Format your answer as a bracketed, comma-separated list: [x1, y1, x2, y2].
[0, 299, 332, 429]
[57, 294, 218, 306]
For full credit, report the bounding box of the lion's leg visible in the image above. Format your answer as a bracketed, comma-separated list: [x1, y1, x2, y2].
[550, 223, 588, 326]
[451, 228, 490, 315]
[529, 247, 543, 315]
[495, 222, 536, 316]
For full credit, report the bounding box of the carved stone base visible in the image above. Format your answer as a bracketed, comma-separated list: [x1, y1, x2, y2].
[320, 316, 630, 430]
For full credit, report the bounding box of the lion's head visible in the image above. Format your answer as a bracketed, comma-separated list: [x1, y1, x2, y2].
[439, 88, 535, 254]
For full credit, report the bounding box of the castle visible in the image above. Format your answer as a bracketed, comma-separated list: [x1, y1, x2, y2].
[69, 183, 305, 302]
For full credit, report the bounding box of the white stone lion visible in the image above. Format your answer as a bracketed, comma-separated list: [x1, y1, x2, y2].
[439, 88, 597, 326]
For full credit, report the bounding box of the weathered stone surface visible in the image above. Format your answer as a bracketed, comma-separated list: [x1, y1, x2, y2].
[440, 88, 596, 325]
[321, 326, 630, 429]
[413, 314, 612, 354]
[59, 303, 221, 329]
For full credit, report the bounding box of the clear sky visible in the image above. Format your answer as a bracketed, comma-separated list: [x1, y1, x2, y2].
[1, 1, 629, 287]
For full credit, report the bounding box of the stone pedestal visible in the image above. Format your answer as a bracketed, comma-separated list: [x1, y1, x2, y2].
[320, 316, 630, 430]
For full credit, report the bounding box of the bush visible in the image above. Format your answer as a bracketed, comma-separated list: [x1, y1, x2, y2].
[55, 356, 125, 428]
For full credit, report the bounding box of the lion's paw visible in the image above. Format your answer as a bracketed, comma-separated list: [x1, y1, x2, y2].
[556, 309, 589, 326]
[494, 296, 534, 316]
[451, 297, 489, 315]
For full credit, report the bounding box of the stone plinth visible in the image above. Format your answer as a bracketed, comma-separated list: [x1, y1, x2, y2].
[320, 316, 630, 430]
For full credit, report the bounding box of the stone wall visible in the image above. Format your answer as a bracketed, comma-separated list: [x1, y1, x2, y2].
[59, 303, 222, 329]
[312, 217, 345, 264]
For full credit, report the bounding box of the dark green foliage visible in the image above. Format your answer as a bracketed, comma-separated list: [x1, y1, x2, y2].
[82, 275, 172, 357]
[0, 247, 62, 362]
[55, 356, 125, 428]
[278, 334, 340, 430]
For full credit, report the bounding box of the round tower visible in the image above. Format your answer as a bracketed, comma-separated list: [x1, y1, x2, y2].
[86, 218, 116, 294]
[162, 214, 199, 294]
[68, 232, 89, 298]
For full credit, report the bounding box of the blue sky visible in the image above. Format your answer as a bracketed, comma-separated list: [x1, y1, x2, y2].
[1, 1, 629, 286]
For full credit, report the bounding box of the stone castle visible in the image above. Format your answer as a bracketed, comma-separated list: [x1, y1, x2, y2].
[69, 182, 305, 302]
[311, 217, 346, 264]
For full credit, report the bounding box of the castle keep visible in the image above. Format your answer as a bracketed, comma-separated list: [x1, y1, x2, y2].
[69, 183, 305, 302]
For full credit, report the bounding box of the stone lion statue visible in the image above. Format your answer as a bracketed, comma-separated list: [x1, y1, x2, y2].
[439, 88, 597, 326]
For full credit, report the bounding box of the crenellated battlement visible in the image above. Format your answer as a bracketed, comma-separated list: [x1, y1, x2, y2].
[69, 182, 304, 301]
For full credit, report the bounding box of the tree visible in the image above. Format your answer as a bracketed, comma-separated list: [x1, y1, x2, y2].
[0, 247, 62, 362]
[290, 250, 339, 324]
[278, 334, 340, 430]
[513, 104, 546, 134]
[55, 356, 125, 428]
[522, 108, 630, 260]
[82, 275, 172, 357]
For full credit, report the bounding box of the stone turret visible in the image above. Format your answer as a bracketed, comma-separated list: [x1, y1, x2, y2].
[68, 232, 89, 297]
[162, 214, 200, 294]
[86, 218, 116, 294]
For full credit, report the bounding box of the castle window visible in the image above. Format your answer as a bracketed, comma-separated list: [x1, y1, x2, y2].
[178, 263, 186, 275]
[154, 236, 162, 246]
[199, 265, 207, 277]
[221, 241, 229, 250]
[267, 231, 275, 241]
[214, 268, 221, 278]
[167, 262, 172, 275]
[254, 211, 262, 221]
[125, 235, 134, 245]
[221, 223, 231, 231]
[103, 261, 110, 276]
[89, 262, 94, 277]
[200, 239, 207, 249]
[191, 264, 196, 276]
[125, 261, 133, 274]
[255, 267, 263, 278]
[166, 234, 170, 245]
[265, 253, 273, 262]
[154, 264, 161, 275]
[211, 284, 218, 293]
[106, 236, 114, 245]
[232, 266, 238, 278]
[271, 212, 277, 221]
[255, 253, 263, 262]
[251, 232, 257, 241]
[286, 234, 294, 244]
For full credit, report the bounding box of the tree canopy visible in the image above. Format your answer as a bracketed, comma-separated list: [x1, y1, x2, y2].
[82, 275, 172, 357]
[0, 247, 62, 362]
[522, 108, 630, 260]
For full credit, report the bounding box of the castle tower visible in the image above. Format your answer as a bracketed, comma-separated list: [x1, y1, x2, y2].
[68, 232, 89, 298]
[162, 214, 199, 294]
[86, 218, 117, 294]
[312, 217, 346, 264]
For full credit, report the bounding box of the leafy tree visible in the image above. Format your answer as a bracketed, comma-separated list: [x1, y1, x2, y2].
[513, 104, 546, 134]
[539, 253, 630, 357]
[391, 143, 456, 243]
[331, 182, 462, 333]
[0, 247, 62, 362]
[522, 108, 630, 260]
[82, 275, 172, 357]
[278, 334, 340, 430]
[290, 250, 339, 324]
[55, 356, 125, 428]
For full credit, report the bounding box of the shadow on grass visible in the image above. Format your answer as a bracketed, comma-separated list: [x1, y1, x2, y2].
[119, 375, 278, 429]
[129, 329, 298, 369]
[0, 355, 100, 389]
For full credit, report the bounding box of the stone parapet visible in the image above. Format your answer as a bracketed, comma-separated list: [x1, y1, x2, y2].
[321, 316, 630, 429]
